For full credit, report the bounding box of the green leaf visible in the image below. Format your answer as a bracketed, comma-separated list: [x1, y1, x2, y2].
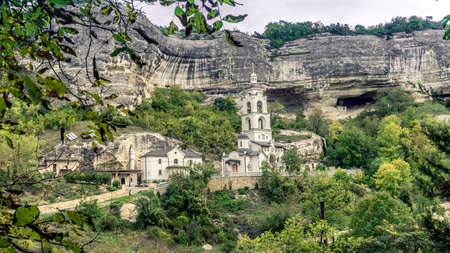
[223, 14, 247, 23]
[128, 11, 136, 24]
[213, 21, 223, 32]
[225, 30, 242, 47]
[187, 0, 194, 4]
[219, 0, 235, 6]
[112, 33, 127, 43]
[444, 29, 450, 40]
[0, 238, 9, 248]
[4, 136, 13, 149]
[110, 47, 128, 57]
[0, 97, 6, 115]
[105, 94, 118, 100]
[23, 76, 42, 104]
[60, 27, 78, 35]
[59, 45, 76, 56]
[113, 15, 119, 24]
[43, 77, 67, 98]
[159, 0, 175, 6]
[207, 9, 219, 20]
[128, 49, 144, 67]
[442, 16, 449, 28]
[119, 32, 132, 41]
[194, 12, 207, 33]
[168, 21, 175, 35]
[14, 205, 40, 227]
[90, 93, 103, 105]
[50, 0, 72, 5]
[100, 5, 113, 15]
[63, 240, 82, 253]
[175, 6, 184, 18]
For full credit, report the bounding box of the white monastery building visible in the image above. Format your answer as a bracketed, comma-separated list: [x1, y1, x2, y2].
[140, 143, 202, 182]
[222, 70, 285, 175]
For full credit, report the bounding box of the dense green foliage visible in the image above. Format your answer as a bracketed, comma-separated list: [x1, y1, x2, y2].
[132, 87, 239, 157]
[237, 87, 449, 252]
[271, 108, 329, 139]
[65, 170, 112, 185]
[326, 129, 377, 169]
[258, 162, 297, 203]
[135, 163, 241, 251]
[258, 16, 446, 48]
[281, 148, 303, 174]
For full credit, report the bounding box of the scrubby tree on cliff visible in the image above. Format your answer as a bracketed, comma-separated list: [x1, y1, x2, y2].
[282, 148, 302, 174]
[0, 0, 246, 251]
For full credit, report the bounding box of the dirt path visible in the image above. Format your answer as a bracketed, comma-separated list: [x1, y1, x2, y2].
[39, 186, 148, 215]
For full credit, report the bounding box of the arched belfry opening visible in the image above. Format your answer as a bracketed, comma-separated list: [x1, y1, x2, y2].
[247, 102, 251, 114]
[258, 117, 264, 129]
[247, 118, 252, 130]
[257, 101, 263, 113]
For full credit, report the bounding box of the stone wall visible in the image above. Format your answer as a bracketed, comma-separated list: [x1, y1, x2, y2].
[208, 176, 260, 191]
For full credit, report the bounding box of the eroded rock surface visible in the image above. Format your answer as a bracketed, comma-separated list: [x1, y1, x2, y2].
[54, 10, 449, 118]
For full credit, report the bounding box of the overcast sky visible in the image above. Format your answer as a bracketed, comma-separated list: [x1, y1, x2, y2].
[139, 0, 450, 33]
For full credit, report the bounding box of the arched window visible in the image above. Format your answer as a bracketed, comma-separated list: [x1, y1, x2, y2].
[174, 158, 178, 164]
[247, 102, 251, 113]
[246, 118, 251, 130]
[240, 141, 242, 147]
[258, 117, 264, 129]
[257, 101, 263, 113]
[158, 159, 161, 164]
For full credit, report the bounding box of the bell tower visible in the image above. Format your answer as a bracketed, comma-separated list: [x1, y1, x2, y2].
[240, 69, 272, 143]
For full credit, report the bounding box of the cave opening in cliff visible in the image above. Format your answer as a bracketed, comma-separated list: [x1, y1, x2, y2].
[336, 91, 377, 108]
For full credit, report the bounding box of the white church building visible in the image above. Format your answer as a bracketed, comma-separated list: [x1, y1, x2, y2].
[140, 143, 202, 182]
[222, 71, 285, 176]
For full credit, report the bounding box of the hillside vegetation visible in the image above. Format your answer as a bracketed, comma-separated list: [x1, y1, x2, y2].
[74, 88, 450, 252]
[257, 16, 446, 48]
[1, 86, 449, 252]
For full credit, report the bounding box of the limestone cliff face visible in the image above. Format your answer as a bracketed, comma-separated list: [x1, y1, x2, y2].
[62, 12, 449, 117]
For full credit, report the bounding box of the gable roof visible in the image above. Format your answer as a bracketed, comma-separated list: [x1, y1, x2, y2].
[184, 149, 202, 158]
[141, 146, 201, 158]
[142, 149, 169, 157]
[251, 141, 271, 147]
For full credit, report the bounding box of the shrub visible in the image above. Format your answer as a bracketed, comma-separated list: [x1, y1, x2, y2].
[136, 192, 170, 229]
[106, 185, 117, 192]
[237, 187, 249, 195]
[99, 214, 118, 231]
[259, 162, 297, 203]
[65, 170, 112, 185]
[112, 180, 120, 188]
[256, 205, 290, 234]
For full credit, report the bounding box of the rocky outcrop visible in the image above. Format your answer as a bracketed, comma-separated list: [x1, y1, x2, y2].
[278, 130, 323, 159]
[58, 10, 449, 118]
[43, 131, 180, 171]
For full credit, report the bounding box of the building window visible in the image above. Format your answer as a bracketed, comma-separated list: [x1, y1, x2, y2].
[174, 158, 178, 164]
[258, 117, 264, 129]
[247, 118, 251, 130]
[247, 102, 251, 113]
[159, 170, 162, 175]
[240, 141, 242, 147]
[158, 158, 161, 164]
[257, 101, 263, 113]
